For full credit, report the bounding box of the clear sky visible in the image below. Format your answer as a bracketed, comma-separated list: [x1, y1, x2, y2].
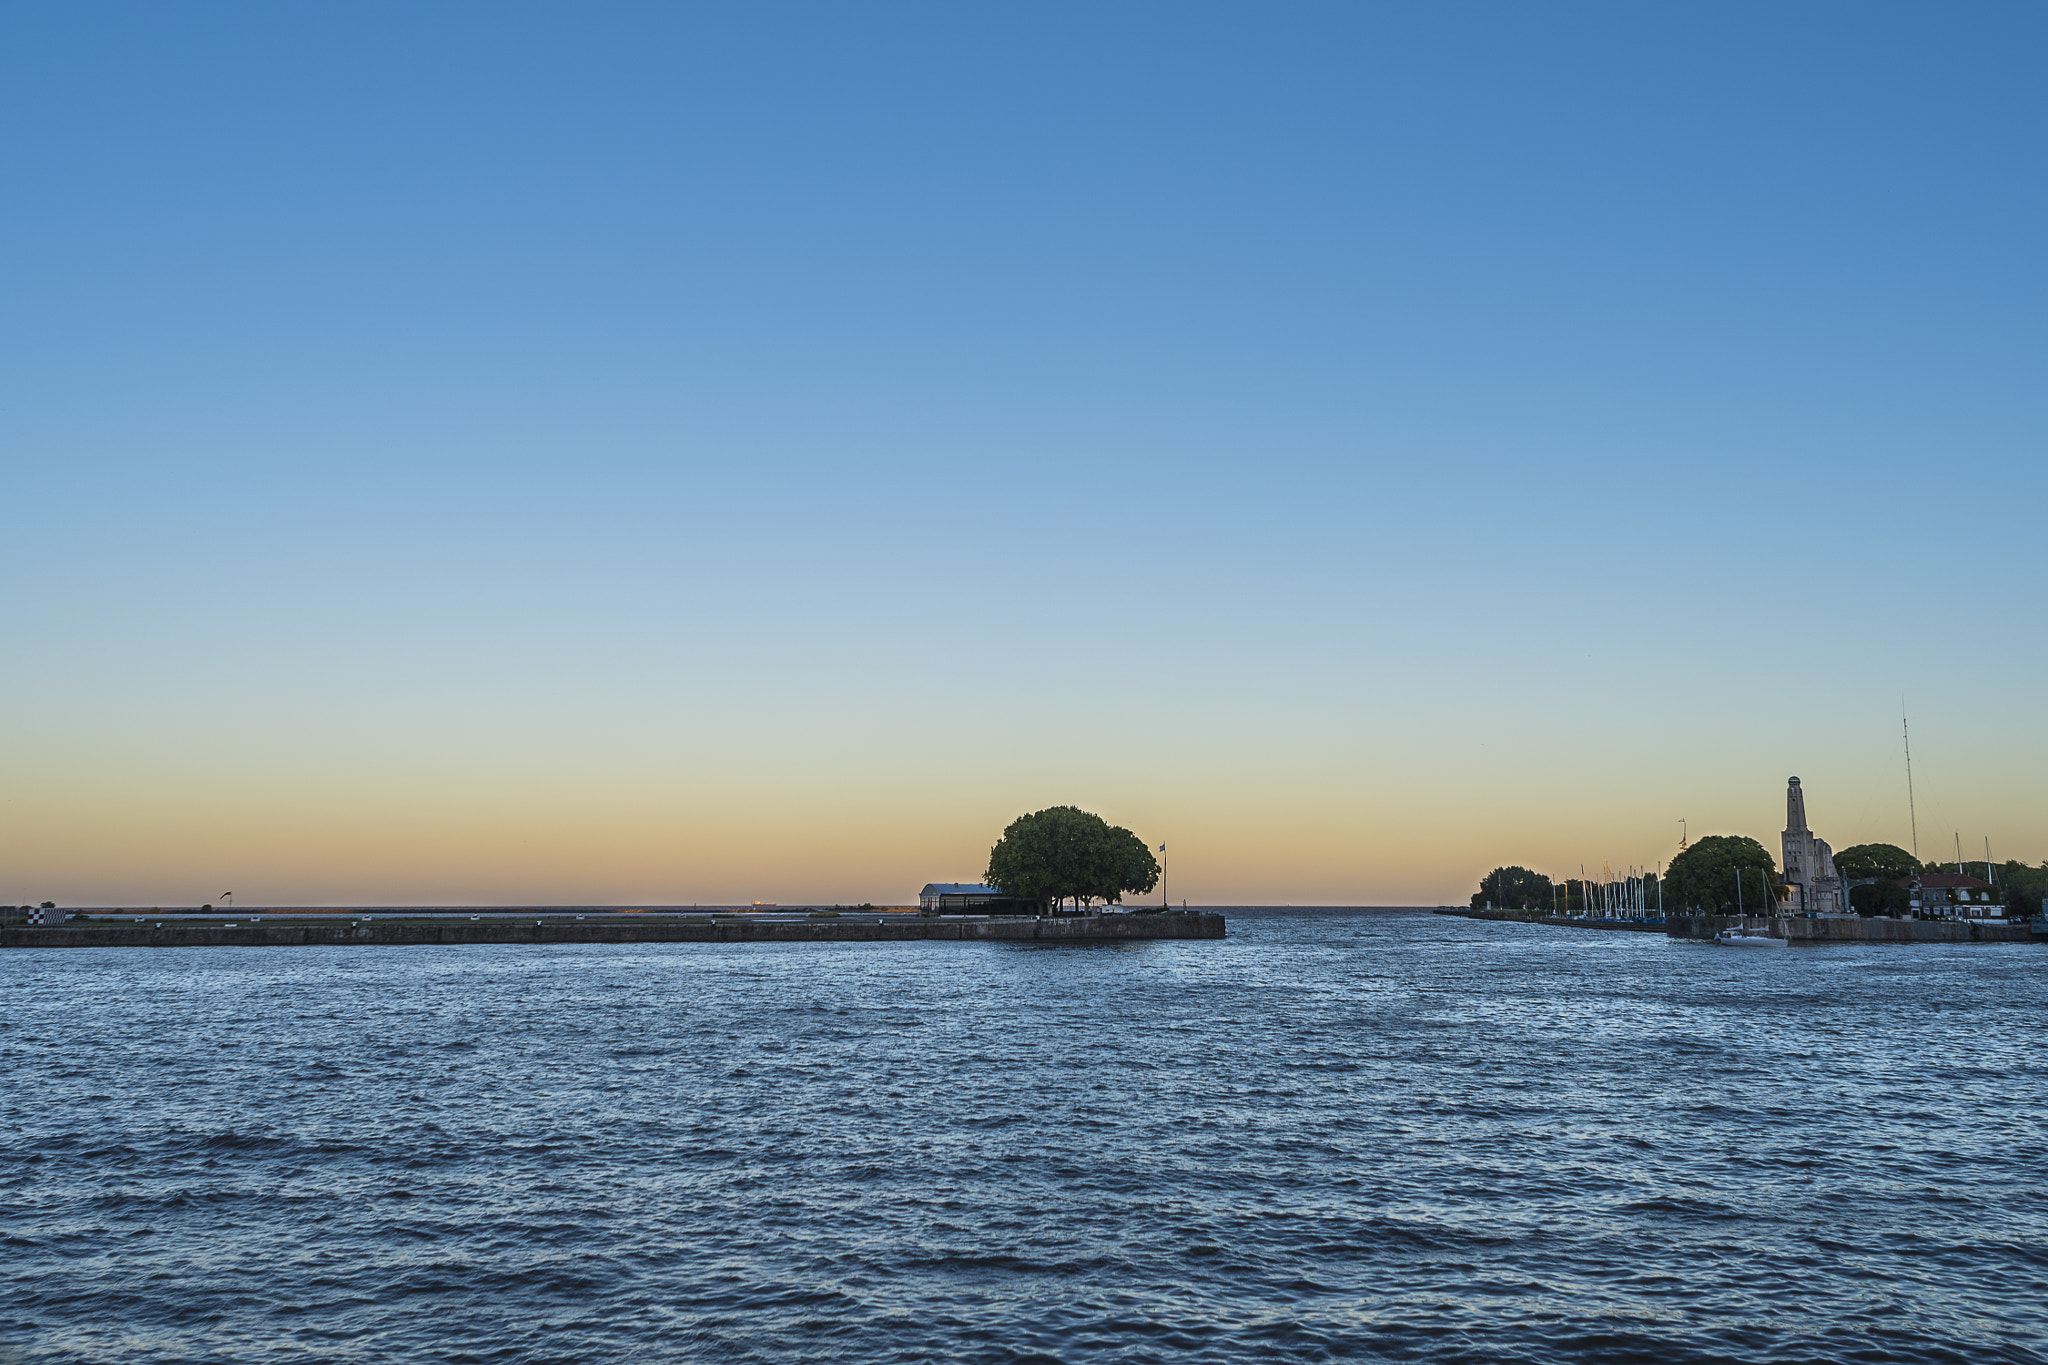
[4, 3, 2043, 907]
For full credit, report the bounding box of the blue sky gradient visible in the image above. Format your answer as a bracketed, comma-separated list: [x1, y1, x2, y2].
[4, 4, 2043, 904]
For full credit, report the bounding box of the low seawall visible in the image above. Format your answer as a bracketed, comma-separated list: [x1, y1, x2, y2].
[1664, 914, 2036, 944]
[0, 912, 1226, 950]
[1436, 908, 1667, 934]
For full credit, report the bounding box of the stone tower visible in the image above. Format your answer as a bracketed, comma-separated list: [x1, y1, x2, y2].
[1780, 776, 1843, 915]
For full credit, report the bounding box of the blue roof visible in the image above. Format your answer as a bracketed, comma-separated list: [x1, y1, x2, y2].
[920, 883, 997, 896]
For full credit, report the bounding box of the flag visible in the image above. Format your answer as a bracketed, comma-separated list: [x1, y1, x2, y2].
[1158, 844, 1165, 853]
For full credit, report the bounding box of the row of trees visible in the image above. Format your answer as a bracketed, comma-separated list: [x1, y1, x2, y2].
[1996, 862, 2048, 918]
[1835, 844, 2048, 917]
[985, 806, 1161, 912]
[1471, 866, 1682, 914]
[1475, 838, 2048, 918]
[1472, 838, 1788, 915]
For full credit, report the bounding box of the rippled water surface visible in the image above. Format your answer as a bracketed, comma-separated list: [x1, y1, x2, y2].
[4, 910, 2045, 1363]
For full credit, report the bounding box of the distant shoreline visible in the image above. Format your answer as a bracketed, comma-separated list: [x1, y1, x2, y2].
[1439, 905, 2041, 945]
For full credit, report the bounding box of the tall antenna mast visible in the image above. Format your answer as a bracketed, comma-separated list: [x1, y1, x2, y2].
[1901, 702, 1919, 859]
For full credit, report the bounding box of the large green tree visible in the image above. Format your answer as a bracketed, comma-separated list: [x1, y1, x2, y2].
[1834, 842, 1917, 916]
[1471, 866, 1554, 911]
[985, 806, 1160, 912]
[1997, 860, 2047, 918]
[1663, 835, 1783, 914]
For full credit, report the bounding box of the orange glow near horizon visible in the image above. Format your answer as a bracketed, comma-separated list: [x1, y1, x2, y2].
[9, 707, 2039, 907]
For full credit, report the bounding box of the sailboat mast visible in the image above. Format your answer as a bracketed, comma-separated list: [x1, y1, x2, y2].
[1902, 704, 1919, 859]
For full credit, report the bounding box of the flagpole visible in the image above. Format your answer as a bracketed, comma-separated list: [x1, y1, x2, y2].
[1159, 844, 1168, 910]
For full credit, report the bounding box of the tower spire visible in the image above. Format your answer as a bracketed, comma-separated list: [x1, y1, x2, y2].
[1786, 776, 1808, 832]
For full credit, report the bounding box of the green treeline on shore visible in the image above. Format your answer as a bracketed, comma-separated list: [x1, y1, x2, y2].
[1473, 843, 2048, 918]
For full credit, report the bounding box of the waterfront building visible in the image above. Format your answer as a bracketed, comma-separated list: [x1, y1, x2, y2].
[1780, 776, 1846, 915]
[918, 883, 1005, 913]
[917, 883, 1042, 915]
[1907, 872, 2003, 919]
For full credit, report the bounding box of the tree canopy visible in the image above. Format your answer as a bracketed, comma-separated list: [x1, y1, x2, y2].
[1663, 835, 1782, 914]
[1999, 860, 2047, 918]
[1471, 866, 1554, 911]
[1834, 842, 1918, 915]
[984, 806, 1160, 911]
[1834, 843, 1918, 880]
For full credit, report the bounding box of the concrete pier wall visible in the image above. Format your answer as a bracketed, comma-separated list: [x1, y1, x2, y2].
[1435, 908, 1667, 933]
[0, 911, 1227, 951]
[1441, 906, 2038, 945]
[1664, 914, 2036, 944]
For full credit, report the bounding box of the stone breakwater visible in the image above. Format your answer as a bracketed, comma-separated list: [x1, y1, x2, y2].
[0, 912, 1227, 950]
[1663, 914, 2036, 944]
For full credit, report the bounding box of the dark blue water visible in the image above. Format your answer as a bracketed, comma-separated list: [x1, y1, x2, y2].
[4, 910, 2044, 1364]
